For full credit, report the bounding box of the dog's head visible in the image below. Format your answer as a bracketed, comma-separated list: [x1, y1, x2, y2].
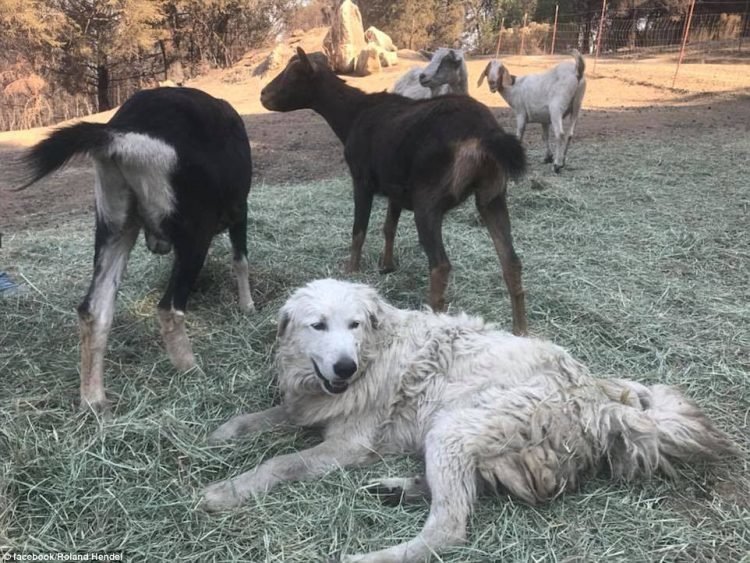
[276, 279, 383, 396]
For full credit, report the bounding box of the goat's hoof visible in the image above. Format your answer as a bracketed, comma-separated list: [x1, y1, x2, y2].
[79, 395, 112, 418]
[378, 257, 397, 274]
[171, 352, 196, 372]
[553, 164, 563, 174]
[341, 261, 360, 274]
[543, 154, 554, 164]
[239, 300, 256, 314]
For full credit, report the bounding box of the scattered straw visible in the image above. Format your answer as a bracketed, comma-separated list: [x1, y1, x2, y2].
[0, 129, 748, 560]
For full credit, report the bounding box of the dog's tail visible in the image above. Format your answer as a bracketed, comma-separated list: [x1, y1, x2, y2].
[571, 49, 585, 81]
[14, 122, 111, 190]
[481, 130, 527, 180]
[597, 379, 737, 481]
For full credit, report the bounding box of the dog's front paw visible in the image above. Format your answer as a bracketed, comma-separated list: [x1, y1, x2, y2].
[365, 480, 407, 507]
[207, 421, 240, 444]
[199, 480, 246, 512]
[338, 554, 388, 563]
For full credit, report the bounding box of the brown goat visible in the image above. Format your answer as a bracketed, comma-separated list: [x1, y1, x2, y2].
[261, 48, 528, 335]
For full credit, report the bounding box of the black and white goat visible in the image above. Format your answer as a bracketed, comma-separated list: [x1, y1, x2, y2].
[261, 49, 527, 335]
[17, 87, 254, 411]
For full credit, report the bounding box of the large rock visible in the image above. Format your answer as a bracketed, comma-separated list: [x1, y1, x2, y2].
[254, 43, 294, 77]
[376, 46, 399, 67]
[323, 0, 366, 74]
[355, 45, 382, 76]
[364, 26, 397, 52]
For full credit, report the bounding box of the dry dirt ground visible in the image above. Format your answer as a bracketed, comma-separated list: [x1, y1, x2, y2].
[1, 29, 749, 230]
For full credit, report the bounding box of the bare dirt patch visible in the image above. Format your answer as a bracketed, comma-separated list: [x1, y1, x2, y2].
[1, 38, 749, 231]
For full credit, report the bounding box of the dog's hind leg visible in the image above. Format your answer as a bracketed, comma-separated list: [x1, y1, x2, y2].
[343, 424, 476, 563]
[365, 475, 430, 506]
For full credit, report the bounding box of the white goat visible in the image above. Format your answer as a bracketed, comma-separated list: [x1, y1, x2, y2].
[478, 51, 586, 173]
[391, 48, 468, 100]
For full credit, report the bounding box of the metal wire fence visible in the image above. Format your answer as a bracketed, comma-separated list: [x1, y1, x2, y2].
[493, 10, 750, 58]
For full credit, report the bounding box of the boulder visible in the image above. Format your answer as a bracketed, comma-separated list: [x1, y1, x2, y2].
[254, 43, 294, 77]
[376, 46, 399, 67]
[323, 0, 366, 74]
[364, 26, 397, 52]
[355, 45, 382, 76]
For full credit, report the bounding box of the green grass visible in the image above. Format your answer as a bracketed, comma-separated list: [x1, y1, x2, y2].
[1, 129, 749, 562]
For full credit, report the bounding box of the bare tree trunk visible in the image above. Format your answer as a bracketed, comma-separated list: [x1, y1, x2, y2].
[97, 65, 111, 111]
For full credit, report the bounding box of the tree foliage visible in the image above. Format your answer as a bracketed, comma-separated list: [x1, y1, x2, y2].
[360, 0, 465, 50]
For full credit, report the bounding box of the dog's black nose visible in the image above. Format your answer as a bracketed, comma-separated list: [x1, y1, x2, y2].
[333, 358, 357, 379]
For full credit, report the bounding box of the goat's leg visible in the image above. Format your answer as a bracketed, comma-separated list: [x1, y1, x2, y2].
[541, 123, 553, 163]
[78, 214, 140, 412]
[78, 162, 139, 412]
[157, 232, 212, 371]
[515, 113, 527, 143]
[475, 193, 527, 335]
[562, 111, 581, 169]
[346, 183, 374, 273]
[562, 84, 586, 168]
[414, 207, 451, 311]
[379, 200, 402, 274]
[228, 206, 255, 313]
[551, 111, 565, 173]
[343, 428, 476, 563]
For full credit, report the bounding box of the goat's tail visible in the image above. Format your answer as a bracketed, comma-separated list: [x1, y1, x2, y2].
[14, 122, 111, 190]
[596, 379, 738, 481]
[571, 49, 585, 81]
[482, 131, 526, 180]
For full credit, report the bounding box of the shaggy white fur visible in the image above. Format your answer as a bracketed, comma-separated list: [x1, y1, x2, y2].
[202, 279, 735, 563]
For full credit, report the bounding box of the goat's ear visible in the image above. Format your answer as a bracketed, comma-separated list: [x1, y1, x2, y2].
[296, 47, 314, 73]
[369, 313, 379, 330]
[419, 49, 434, 60]
[277, 311, 291, 339]
[501, 67, 514, 89]
[477, 62, 491, 87]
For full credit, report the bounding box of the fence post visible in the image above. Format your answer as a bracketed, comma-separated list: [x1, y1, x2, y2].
[520, 12, 528, 55]
[495, 17, 506, 58]
[672, 0, 697, 88]
[593, 0, 607, 74]
[551, 4, 559, 55]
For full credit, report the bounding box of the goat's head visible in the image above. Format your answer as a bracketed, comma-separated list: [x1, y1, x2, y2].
[477, 60, 514, 93]
[260, 48, 330, 112]
[418, 48, 465, 89]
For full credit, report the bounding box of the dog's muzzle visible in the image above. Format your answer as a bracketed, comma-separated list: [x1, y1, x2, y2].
[312, 360, 350, 394]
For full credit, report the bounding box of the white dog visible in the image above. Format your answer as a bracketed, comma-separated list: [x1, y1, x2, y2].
[202, 279, 735, 563]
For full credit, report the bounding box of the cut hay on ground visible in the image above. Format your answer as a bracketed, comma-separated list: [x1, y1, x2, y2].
[1, 129, 748, 561]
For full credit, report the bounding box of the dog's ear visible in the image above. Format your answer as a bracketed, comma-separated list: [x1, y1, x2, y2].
[277, 311, 291, 339]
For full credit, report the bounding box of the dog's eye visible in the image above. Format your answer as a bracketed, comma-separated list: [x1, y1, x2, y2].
[349, 321, 360, 329]
[311, 321, 327, 331]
